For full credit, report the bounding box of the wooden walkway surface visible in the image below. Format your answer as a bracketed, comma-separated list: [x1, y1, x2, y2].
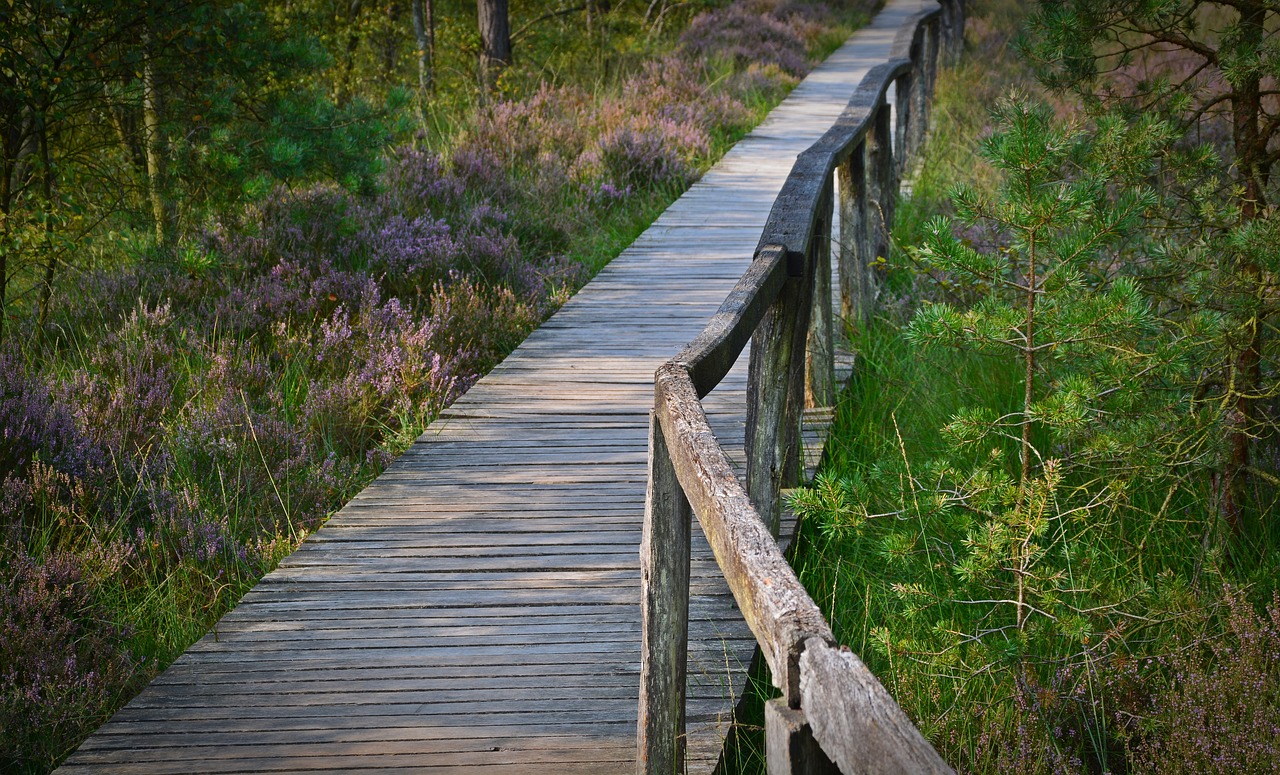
[60, 3, 926, 771]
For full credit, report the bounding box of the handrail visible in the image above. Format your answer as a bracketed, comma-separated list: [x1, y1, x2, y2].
[674, 247, 789, 398]
[638, 2, 965, 774]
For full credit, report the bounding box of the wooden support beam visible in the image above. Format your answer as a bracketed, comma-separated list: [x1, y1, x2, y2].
[638, 411, 691, 775]
[868, 103, 896, 295]
[747, 245, 814, 536]
[893, 73, 911, 174]
[806, 180, 835, 410]
[837, 141, 870, 332]
[765, 699, 839, 775]
[941, 0, 966, 63]
[799, 639, 954, 775]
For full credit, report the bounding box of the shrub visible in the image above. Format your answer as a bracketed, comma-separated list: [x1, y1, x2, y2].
[0, 549, 137, 772]
[679, 0, 816, 78]
[0, 357, 97, 489]
[1135, 591, 1280, 774]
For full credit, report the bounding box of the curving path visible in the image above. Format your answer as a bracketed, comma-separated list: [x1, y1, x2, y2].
[59, 1, 928, 771]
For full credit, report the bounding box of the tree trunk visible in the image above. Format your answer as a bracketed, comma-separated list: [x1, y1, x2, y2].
[0, 107, 33, 343]
[477, 0, 511, 91]
[143, 37, 172, 251]
[36, 116, 56, 332]
[0, 158, 10, 342]
[1016, 233, 1039, 631]
[104, 87, 147, 177]
[336, 0, 364, 106]
[411, 0, 435, 99]
[1019, 231, 1039, 492]
[381, 2, 400, 82]
[1223, 1, 1269, 533]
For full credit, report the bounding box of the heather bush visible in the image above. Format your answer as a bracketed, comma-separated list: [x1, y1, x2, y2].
[0, 358, 98, 494]
[1134, 591, 1280, 774]
[0, 549, 137, 771]
[623, 58, 754, 133]
[581, 115, 711, 192]
[679, 0, 822, 78]
[466, 84, 594, 176]
[72, 302, 185, 461]
[289, 282, 474, 456]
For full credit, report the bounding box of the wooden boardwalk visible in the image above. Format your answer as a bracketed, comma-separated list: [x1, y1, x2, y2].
[60, 3, 926, 771]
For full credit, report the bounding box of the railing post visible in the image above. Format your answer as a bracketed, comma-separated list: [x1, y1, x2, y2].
[926, 17, 941, 96]
[805, 179, 835, 409]
[837, 140, 870, 332]
[638, 408, 691, 775]
[867, 103, 896, 304]
[747, 246, 814, 536]
[766, 699, 840, 775]
[893, 73, 911, 174]
[941, 0, 965, 64]
[913, 21, 937, 153]
[903, 35, 927, 162]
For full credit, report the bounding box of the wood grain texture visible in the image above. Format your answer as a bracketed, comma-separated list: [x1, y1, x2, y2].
[637, 414, 691, 774]
[764, 699, 839, 775]
[656, 367, 833, 705]
[805, 184, 835, 409]
[58, 2, 940, 772]
[745, 243, 812, 537]
[799, 639, 953, 775]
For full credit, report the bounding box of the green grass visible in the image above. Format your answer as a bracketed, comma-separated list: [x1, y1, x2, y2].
[776, 3, 1280, 771]
[788, 320, 1276, 771]
[715, 652, 774, 773]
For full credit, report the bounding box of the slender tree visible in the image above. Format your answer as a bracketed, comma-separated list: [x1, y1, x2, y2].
[141, 29, 172, 251]
[1026, 0, 1280, 529]
[411, 0, 436, 101]
[908, 96, 1158, 630]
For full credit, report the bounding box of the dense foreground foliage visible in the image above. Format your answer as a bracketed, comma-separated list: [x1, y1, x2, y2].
[791, 1, 1280, 772]
[0, 0, 874, 768]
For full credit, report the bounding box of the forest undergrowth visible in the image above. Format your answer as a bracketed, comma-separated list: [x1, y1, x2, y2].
[787, 1, 1280, 772]
[0, 0, 876, 769]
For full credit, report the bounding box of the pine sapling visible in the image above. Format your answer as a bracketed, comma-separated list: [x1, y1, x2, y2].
[907, 96, 1156, 630]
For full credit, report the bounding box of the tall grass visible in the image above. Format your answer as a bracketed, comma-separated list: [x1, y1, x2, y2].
[785, 2, 1280, 771]
[792, 311, 1279, 771]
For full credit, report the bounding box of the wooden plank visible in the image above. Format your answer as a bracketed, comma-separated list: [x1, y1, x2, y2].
[59, 749, 635, 775]
[637, 414, 692, 773]
[63, 764, 626, 775]
[68, 735, 637, 762]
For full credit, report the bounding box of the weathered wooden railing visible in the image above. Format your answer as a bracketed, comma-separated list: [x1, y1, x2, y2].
[638, 3, 964, 773]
